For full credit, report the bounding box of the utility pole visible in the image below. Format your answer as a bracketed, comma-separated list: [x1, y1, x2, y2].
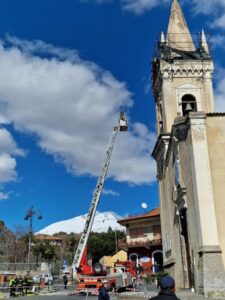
[115, 229, 118, 253]
[24, 206, 42, 271]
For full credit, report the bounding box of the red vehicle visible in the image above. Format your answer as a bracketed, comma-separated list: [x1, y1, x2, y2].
[113, 260, 136, 277]
[73, 272, 133, 296]
[75, 246, 107, 276]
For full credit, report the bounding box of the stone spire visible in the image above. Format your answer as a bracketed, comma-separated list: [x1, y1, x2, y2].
[161, 31, 165, 43]
[200, 29, 209, 53]
[166, 0, 195, 51]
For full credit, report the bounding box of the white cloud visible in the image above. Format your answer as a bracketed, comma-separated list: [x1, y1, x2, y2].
[0, 128, 24, 183]
[0, 191, 11, 200]
[102, 189, 120, 196]
[6, 35, 79, 62]
[79, 0, 225, 25]
[214, 67, 225, 112]
[214, 15, 225, 28]
[210, 34, 225, 49]
[190, 0, 225, 29]
[0, 37, 156, 185]
[191, 0, 222, 15]
[121, 0, 168, 14]
[80, 0, 112, 3]
[80, 0, 169, 14]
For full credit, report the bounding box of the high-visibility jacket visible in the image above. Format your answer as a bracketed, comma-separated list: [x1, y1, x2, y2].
[9, 279, 16, 287]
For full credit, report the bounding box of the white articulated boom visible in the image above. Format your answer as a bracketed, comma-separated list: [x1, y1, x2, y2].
[72, 113, 128, 275]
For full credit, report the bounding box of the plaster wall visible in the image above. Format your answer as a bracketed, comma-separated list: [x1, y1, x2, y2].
[206, 116, 225, 268]
[179, 134, 202, 289]
[128, 220, 159, 228]
[158, 149, 184, 288]
[126, 219, 161, 243]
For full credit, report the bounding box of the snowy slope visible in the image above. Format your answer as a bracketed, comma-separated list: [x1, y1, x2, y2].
[36, 211, 125, 235]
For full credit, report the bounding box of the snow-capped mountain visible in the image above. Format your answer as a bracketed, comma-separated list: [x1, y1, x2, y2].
[36, 211, 125, 235]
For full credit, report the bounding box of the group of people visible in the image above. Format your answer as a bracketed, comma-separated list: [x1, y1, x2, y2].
[98, 276, 179, 300]
[9, 275, 34, 297]
[9, 272, 178, 300]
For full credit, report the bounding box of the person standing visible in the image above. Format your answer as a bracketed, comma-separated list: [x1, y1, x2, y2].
[9, 276, 16, 297]
[23, 276, 28, 295]
[63, 274, 68, 289]
[98, 280, 110, 300]
[18, 276, 24, 295]
[151, 276, 180, 300]
[27, 275, 33, 294]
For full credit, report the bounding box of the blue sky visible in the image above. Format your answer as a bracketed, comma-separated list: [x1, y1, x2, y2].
[0, 0, 225, 232]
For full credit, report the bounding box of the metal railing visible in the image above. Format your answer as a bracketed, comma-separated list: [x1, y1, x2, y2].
[118, 238, 162, 249]
[0, 263, 41, 271]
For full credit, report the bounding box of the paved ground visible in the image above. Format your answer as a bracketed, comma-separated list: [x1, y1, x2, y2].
[17, 296, 97, 300]
[0, 284, 216, 300]
[0, 283, 159, 300]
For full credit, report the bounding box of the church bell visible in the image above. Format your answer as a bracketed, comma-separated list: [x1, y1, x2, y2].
[184, 103, 193, 114]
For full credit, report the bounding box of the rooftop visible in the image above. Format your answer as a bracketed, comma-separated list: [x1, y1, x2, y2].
[35, 234, 63, 241]
[118, 208, 160, 224]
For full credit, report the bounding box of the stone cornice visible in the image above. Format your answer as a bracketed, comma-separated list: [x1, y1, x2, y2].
[198, 245, 222, 254]
[160, 60, 214, 79]
[207, 112, 225, 117]
[151, 133, 171, 161]
[163, 257, 176, 268]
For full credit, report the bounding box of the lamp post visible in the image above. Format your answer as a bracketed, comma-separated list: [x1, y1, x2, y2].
[24, 206, 42, 270]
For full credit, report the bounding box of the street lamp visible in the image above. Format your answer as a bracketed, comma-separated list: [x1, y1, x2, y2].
[24, 206, 42, 270]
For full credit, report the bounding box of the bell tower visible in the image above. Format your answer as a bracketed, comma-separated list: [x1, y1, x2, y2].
[152, 0, 225, 297]
[152, 0, 214, 135]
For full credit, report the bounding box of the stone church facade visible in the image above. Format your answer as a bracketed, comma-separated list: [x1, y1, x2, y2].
[151, 0, 225, 297]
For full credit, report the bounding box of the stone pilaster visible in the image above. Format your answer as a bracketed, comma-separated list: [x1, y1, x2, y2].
[188, 113, 225, 297]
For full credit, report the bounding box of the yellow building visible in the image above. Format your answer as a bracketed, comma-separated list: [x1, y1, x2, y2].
[100, 250, 127, 269]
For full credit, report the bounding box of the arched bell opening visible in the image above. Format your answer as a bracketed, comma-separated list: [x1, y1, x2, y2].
[182, 94, 197, 116]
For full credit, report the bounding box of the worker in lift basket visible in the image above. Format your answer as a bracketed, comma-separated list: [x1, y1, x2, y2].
[150, 276, 180, 300]
[98, 280, 110, 300]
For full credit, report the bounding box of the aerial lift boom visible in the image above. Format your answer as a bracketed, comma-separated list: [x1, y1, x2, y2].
[72, 113, 128, 275]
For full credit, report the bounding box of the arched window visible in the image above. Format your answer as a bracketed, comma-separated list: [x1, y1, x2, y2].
[181, 94, 197, 116]
[129, 253, 138, 265]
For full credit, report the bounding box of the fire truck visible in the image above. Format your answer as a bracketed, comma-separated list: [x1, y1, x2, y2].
[70, 113, 136, 294]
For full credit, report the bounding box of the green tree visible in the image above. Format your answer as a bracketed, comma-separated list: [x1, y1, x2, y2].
[88, 229, 125, 264]
[32, 242, 44, 263]
[60, 233, 79, 265]
[42, 242, 57, 262]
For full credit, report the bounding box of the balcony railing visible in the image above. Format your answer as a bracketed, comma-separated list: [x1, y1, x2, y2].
[118, 238, 162, 249]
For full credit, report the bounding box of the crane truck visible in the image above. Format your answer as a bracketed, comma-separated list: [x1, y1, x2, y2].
[71, 113, 136, 295]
